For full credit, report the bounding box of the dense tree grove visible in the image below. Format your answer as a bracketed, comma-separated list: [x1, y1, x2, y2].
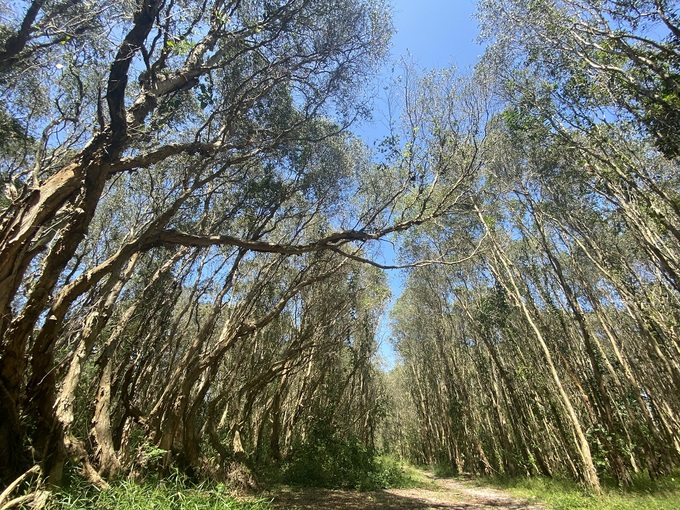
[0, 0, 484, 488]
[0, 0, 678, 499]
[391, 0, 680, 494]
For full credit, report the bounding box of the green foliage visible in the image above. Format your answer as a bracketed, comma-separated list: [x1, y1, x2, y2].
[371, 456, 415, 489]
[45, 476, 271, 510]
[492, 471, 680, 510]
[282, 424, 410, 490]
[432, 461, 458, 478]
[134, 443, 170, 477]
[395, 464, 441, 490]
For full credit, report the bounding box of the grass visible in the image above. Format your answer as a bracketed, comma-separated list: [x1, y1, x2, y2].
[370, 456, 435, 490]
[44, 477, 273, 510]
[491, 471, 680, 510]
[397, 463, 441, 490]
[41, 457, 426, 509]
[26, 464, 680, 509]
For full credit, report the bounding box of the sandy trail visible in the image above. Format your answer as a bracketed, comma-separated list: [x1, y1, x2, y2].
[270, 471, 546, 509]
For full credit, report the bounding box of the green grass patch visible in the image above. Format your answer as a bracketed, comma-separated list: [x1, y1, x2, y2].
[395, 463, 441, 490]
[491, 471, 680, 510]
[373, 456, 432, 489]
[45, 477, 272, 510]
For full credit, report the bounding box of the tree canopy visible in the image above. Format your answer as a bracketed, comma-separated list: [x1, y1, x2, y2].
[0, 0, 679, 499]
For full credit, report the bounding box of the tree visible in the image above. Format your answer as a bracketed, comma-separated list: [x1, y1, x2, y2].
[0, 0, 398, 483]
[392, 101, 680, 490]
[0, 0, 491, 486]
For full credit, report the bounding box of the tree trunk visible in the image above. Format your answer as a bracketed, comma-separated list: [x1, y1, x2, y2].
[478, 207, 602, 493]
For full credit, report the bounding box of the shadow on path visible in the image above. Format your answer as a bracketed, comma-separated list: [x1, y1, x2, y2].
[270, 474, 545, 509]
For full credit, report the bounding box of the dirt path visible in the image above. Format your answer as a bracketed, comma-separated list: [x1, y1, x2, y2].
[270, 471, 546, 509]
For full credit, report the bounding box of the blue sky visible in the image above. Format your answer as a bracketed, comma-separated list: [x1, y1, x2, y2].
[390, 0, 481, 70]
[359, 0, 482, 143]
[363, 0, 483, 369]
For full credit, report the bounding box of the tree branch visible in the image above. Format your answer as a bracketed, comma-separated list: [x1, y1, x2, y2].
[106, 0, 162, 141]
[0, 0, 44, 72]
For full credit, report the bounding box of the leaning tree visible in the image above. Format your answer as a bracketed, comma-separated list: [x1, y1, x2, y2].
[0, 0, 486, 485]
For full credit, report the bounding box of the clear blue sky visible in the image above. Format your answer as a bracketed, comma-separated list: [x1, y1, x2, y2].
[364, 0, 483, 369]
[359, 0, 481, 143]
[390, 0, 481, 70]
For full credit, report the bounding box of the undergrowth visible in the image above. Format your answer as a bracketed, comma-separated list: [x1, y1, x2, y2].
[35, 451, 421, 508]
[282, 446, 412, 490]
[44, 475, 272, 510]
[281, 423, 415, 490]
[491, 470, 680, 510]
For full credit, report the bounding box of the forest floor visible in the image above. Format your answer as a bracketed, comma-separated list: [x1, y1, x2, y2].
[269, 471, 546, 509]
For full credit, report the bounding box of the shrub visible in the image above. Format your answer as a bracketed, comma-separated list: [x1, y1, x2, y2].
[282, 424, 409, 490]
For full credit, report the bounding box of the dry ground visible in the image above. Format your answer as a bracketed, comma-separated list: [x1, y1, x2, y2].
[269, 471, 546, 510]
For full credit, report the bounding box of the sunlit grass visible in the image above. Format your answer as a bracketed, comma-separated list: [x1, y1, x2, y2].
[386, 460, 440, 490]
[491, 471, 680, 510]
[45, 477, 273, 510]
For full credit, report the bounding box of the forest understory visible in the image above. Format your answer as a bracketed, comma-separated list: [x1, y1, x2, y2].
[1, 0, 679, 507]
